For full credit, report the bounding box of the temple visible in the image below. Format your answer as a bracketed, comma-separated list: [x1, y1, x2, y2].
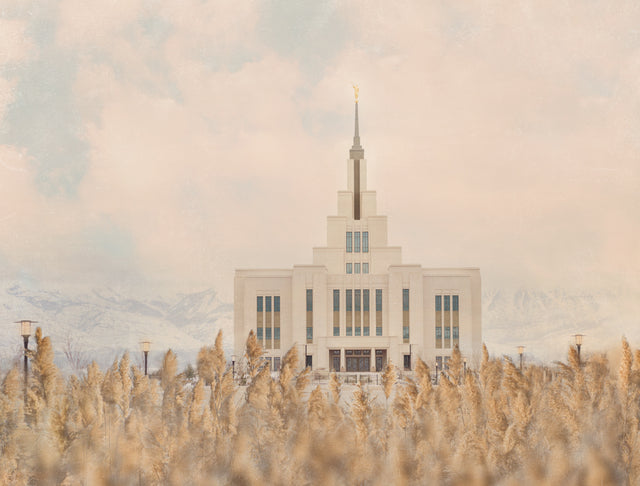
[234, 95, 482, 372]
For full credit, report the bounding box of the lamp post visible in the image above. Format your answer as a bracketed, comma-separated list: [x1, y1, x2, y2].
[231, 354, 236, 381]
[573, 334, 584, 363]
[17, 320, 36, 406]
[517, 346, 525, 371]
[141, 341, 151, 376]
[463, 357, 467, 376]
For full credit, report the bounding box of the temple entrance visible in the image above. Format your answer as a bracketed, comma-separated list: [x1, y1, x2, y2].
[345, 349, 371, 372]
[375, 349, 387, 372]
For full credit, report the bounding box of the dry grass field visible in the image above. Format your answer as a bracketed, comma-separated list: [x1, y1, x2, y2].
[1, 329, 639, 485]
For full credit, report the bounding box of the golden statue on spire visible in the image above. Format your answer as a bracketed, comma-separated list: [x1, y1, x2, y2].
[352, 84, 359, 103]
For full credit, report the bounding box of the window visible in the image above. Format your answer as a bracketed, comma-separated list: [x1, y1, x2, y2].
[266, 327, 272, 339]
[452, 295, 458, 311]
[453, 327, 459, 339]
[274, 357, 281, 371]
[257, 327, 263, 340]
[403, 289, 409, 343]
[306, 289, 313, 311]
[257, 296, 263, 312]
[355, 289, 361, 336]
[363, 262, 369, 274]
[354, 263, 360, 274]
[444, 327, 450, 339]
[305, 355, 312, 369]
[346, 232, 352, 252]
[306, 289, 313, 344]
[346, 263, 352, 274]
[436, 295, 442, 311]
[376, 289, 382, 336]
[274, 296, 280, 312]
[346, 289, 353, 336]
[363, 232, 369, 252]
[404, 355, 411, 371]
[444, 295, 450, 311]
[274, 328, 280, 340]
[354, 232, 361, 252]
[436, 327, 442, 339]
[265, 296, 271, 312]
[363, 289, 370, 336]
[333, 289, 340, 337]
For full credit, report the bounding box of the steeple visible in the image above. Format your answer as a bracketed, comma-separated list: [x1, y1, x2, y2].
[350, 100, 364, 160]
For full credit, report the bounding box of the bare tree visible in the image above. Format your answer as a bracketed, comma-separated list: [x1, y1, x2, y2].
[62, 332, 89, 373]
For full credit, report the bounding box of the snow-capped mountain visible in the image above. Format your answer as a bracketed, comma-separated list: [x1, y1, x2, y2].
[0, 283, 637, 373]
[0, 284, 233, 373]
[482, 287, 640, 363]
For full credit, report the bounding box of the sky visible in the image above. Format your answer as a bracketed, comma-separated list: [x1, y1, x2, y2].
[1, 1, 639, 334]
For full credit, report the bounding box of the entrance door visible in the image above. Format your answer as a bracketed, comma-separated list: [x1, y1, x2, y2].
[375, 349, 387, 371]
[345, 350, 371, 372]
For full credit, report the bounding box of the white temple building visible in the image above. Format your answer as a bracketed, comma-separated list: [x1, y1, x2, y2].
[234, 96, 481, 372]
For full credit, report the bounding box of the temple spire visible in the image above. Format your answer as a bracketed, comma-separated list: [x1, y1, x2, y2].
[352, 102, 361, 149]
[350, 87, 364, 160]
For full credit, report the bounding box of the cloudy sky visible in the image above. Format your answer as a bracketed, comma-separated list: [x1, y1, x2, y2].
[1, 0, 638, 317]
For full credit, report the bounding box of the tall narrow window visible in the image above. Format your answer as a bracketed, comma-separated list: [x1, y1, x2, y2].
[354, 263, 360, 274]
[354, 289, 361, 336]
[346, 289, 353, 336]
[257, 296, 264, 342]
[306, 289, 313, 343]
[274, 296, 280, 349]
[265, 296, 272, 346]
[376, 289, 383, 336]
[402, 288, 410, 343]
[435, 295, 442, 349]
[346, 263, 352, 274]
[452, 294, 459, 346]
[363, 232, 369, 252]
[354, 232, 361, 252]
[363, 289, 370, 336]
[363, 263, 369, 274]
[346, 232, 352, 253]
[444, 295, 450, 348]
[333, 289, 340, 336]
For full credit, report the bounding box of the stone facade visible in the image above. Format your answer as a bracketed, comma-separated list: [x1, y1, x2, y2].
[234, 102, 481, 372]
